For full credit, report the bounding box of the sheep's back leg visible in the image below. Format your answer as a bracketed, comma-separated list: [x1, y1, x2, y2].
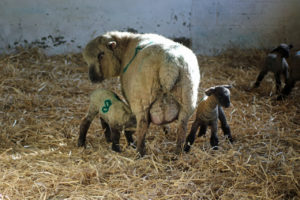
[78, 111, 98, 147]
[175, 111, 191, 154]
[100, 118, 112, 143]
[210, 120, 219, 150]
[254, 70, 268, 88]
[218, 106, 233, 143]
[184, 119, 200, 152]
[135, 113, 150, 157]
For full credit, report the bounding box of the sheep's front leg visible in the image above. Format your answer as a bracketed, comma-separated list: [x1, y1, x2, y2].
[275, 72, 282, 93]
[110, 128, 121, 152]
[100, 118, 112, 143]
[184, 119, 200, 152]
[78, 111, 98, 147]
[210, 120, 219, 150]
[136, 114, 150, 157]
[254, 70, 268, 88]
[218, 106, 233, 143]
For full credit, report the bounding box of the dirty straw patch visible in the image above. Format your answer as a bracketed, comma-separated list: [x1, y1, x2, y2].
[0, 48, 299, 200]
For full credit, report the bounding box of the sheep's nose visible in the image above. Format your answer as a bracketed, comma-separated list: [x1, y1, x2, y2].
[89, 65, 103, 83]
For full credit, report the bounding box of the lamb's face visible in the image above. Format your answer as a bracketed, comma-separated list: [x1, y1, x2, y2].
[83, 35, 121, 83]
[214, 87, 231, 108]
[205, 85, 231, 108]
[271, 43, 293, 58]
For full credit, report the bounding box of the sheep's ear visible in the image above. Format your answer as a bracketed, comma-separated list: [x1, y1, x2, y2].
[205, 87, 215, 96]
[107, 41, 117, 50]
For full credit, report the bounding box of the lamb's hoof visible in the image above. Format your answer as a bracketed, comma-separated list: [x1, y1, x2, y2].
[276, 95, 286, 101]
[105, 137, 112, 143]
[128, 141, 137, 149]
[212, 146, 219, 150]
[112, 144, 121, 152]
[184, 143, 191, 152]
[225, 135, 234, 144]
[77, 139, 86, 148]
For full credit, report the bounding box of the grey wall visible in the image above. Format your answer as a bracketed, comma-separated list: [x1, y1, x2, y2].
[0, 0, 299, 55]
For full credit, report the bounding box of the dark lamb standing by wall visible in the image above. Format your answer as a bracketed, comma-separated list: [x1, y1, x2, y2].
[253, 44, 293, 93]
[184, 85, 233, 152]
[277, 50, 300, 100]
[78, 89, 136, 152]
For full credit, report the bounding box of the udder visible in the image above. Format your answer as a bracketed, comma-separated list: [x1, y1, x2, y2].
[149, 95, 179, 125]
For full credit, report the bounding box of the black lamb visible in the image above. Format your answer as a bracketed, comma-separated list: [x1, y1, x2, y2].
[184, 85, 233, 152]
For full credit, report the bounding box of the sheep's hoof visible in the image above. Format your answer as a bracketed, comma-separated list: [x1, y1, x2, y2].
[175, 146, 183, 155]
[183, 143, 191, 152]
[112, 144, 121, 152]
[137, 147, 146, 157]
[162, 126, 170, 134]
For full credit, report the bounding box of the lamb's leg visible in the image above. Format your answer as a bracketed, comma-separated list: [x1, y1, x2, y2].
[184, 119, 200, 152]
[125, 130, 136, 148]
[78, 111, 98, 147]
[136, 114, 150, 157]
[111, 128, 121, 152]
[254, 70, 268, 88]
[198, 124, 207, 137]
[100, 118, 112, 143]
[283, 67, 289, 85]
[210, 120, 219, 150]
[275, 72, 282, 93]
[277, 79, 296, 100]
[218, 106, 233, 143]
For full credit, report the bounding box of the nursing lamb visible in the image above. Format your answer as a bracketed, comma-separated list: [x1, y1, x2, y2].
[78, 88, 136, 152]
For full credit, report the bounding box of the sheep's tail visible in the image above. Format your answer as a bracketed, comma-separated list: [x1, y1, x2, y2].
[159, 53, 180, 92]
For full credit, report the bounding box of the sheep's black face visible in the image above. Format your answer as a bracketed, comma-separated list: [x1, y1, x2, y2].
[215, 87, 231, 108]
[83, 35, 122, 84]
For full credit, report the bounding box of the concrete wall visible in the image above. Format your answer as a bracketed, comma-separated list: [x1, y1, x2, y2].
[0, 0, 299, 55]
[191, 0, 300, 55]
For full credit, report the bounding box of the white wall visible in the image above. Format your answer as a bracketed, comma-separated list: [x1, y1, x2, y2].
[0, 0, 299, 55]
[191, 0, 300, 55]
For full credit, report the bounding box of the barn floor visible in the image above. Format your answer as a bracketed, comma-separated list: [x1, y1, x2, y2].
[0, 48, 299, 200]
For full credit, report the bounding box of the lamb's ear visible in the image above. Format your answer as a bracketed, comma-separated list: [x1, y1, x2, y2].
[107, 41, 117, 50]
[270, 47, 279, 53]
[205, 87, 215, 96]
[289, 44, 293, 49]
[224, 85, 232, 89]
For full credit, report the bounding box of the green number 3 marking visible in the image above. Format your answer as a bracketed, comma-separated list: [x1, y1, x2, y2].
[102, 99, 112, 113]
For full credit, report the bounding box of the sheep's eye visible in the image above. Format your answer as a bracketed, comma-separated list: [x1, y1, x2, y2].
[97, 52, 104, 61]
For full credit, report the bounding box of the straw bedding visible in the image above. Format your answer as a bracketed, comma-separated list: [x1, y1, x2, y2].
[0, 47, 299, 200]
